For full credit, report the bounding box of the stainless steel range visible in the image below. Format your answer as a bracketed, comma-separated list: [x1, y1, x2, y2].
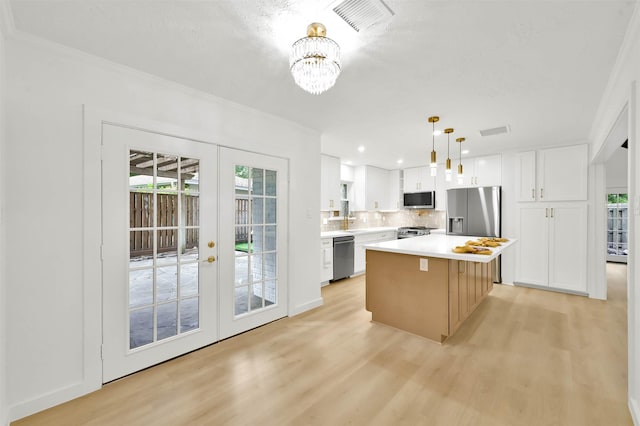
[397, 226, 436, 239]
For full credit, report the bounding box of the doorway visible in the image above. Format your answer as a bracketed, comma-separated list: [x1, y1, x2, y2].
[101, 124, 219, 382]
[100, 124, 290, 382]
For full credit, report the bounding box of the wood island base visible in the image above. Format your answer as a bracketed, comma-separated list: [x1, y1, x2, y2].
[365, 249, 495, 343]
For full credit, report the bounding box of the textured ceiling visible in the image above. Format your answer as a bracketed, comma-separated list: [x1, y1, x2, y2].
[8, 0, 637, 169]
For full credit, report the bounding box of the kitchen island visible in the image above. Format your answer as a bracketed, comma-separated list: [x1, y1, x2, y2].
[364, 234, 516, 343]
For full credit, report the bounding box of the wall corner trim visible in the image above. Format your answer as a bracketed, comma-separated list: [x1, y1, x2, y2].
[0, 0, 16, 38]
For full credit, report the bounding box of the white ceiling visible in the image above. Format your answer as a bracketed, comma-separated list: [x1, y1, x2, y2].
[7, 0, 636, 169]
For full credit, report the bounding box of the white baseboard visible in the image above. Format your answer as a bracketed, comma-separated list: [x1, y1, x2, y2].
[9, 381, 100, 423]
[290, 297, 323, 316]
[630, 396, 639, 426]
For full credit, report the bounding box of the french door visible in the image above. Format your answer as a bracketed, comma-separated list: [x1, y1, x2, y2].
[218, 148, 288, 339]
[102, 124, 218, 382]
[607, 193, 629, 263]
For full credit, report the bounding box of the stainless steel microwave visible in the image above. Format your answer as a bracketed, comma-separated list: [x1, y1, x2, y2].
[403, 191, 436, 209]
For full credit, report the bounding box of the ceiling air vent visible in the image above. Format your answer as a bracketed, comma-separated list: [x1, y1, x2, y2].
[332, 0, 395, 32]
[479, 125, 511, 137]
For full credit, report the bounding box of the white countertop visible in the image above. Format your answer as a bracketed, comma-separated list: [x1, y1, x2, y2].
[364, 234, 516, 263]
[321, 227, 397, 239]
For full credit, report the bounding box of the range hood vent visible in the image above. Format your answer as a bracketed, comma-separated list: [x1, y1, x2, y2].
[332, 0, 395, 32]
[479, 125, 511, 137]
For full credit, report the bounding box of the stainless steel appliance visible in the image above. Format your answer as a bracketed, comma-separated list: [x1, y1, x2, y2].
[397, 226, 437, 239]
[446, 186, 502, 282]
[332, 235, 354, 281]
[403, 191, 436, 209]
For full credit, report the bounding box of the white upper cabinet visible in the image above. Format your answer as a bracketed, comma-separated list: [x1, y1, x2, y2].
[472, 155, 502, 186]
[320, 154, 341, 211]
[353, 165, 390, 211]
[517, 151, 537, 201]
[539, 145, 588, 201]
[403, 166, 435, 192]
[455, 155, 502, 187]
[517, 144, 588, 202]
[387, 169, 402, 210]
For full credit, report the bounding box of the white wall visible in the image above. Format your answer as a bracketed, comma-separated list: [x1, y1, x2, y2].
[590, 4, 640, 424]
[4, 34, 322, 421]
[0, 4, 7, 424]
[606, 146, 629, 190]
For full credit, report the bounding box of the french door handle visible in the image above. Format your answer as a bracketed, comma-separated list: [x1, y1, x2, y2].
[203, 256, 216, 263]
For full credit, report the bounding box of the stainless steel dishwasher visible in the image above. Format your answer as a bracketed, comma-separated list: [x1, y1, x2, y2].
[332, 235, 354, 281]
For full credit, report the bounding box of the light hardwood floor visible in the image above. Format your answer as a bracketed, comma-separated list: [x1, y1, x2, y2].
[15, 264, 632, 425]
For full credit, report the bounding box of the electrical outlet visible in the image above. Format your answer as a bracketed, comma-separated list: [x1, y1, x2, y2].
[420, 258, 429, 271]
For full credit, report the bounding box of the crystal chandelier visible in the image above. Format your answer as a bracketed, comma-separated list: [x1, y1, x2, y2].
[290, 23, 341, 95]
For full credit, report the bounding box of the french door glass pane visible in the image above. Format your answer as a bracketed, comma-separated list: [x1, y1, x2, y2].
[129, 269, 153, 308]
[157, 302, 178, 341]
[265, 170, 277, 196]
[156, 154, 179, 192]
[252, 168, 264, 195]
[128, 151, 202, 349]
[180, 297, 199, 333]
[233, 164, 278, 317]
[607, 193, 629, 258]
[130, 307, 153, 349]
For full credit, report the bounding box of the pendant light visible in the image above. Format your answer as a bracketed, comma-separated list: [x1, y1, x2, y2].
[428, 116, 439, 177]
[456, 137, 465, 184]
[444, 128, 454, 182]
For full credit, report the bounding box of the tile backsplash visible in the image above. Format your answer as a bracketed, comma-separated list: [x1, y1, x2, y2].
[321, 209, 446, 232]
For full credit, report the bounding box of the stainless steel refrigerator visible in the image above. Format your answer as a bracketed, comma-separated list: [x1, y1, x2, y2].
[446, 186, 502, 282]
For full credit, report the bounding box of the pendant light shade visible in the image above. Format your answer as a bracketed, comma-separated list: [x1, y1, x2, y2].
[456, 137, 465, 184]
[428, 116, 439, 176]
[444, 128, 454, 182]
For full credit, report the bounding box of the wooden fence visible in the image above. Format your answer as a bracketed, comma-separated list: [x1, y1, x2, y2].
[236, 198, 250, 243]
[130, 193, 250, 257]
[129, 192, 199, 257]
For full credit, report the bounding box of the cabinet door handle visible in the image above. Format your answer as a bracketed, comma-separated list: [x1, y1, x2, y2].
[545, 208, 548, 218]
[540, 188, 544, 199]
[531, 188, 535, 199]
[550, 208, 554, 218]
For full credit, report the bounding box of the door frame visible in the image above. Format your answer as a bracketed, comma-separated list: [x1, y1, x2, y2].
[83, 106, 291, 393]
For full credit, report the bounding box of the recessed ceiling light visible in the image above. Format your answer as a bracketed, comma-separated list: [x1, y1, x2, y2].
[345, 160, 352, 165]
[358, 146, 365, 152]
[397, 159, 403, 164]
[433, 130, 442, 136]
[462, 150, 469, 154]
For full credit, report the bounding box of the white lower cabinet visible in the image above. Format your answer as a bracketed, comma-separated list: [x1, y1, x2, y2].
[517, 204, 587, 292]
[321, 238, 333, 284]
[354, 231, 396, 274]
